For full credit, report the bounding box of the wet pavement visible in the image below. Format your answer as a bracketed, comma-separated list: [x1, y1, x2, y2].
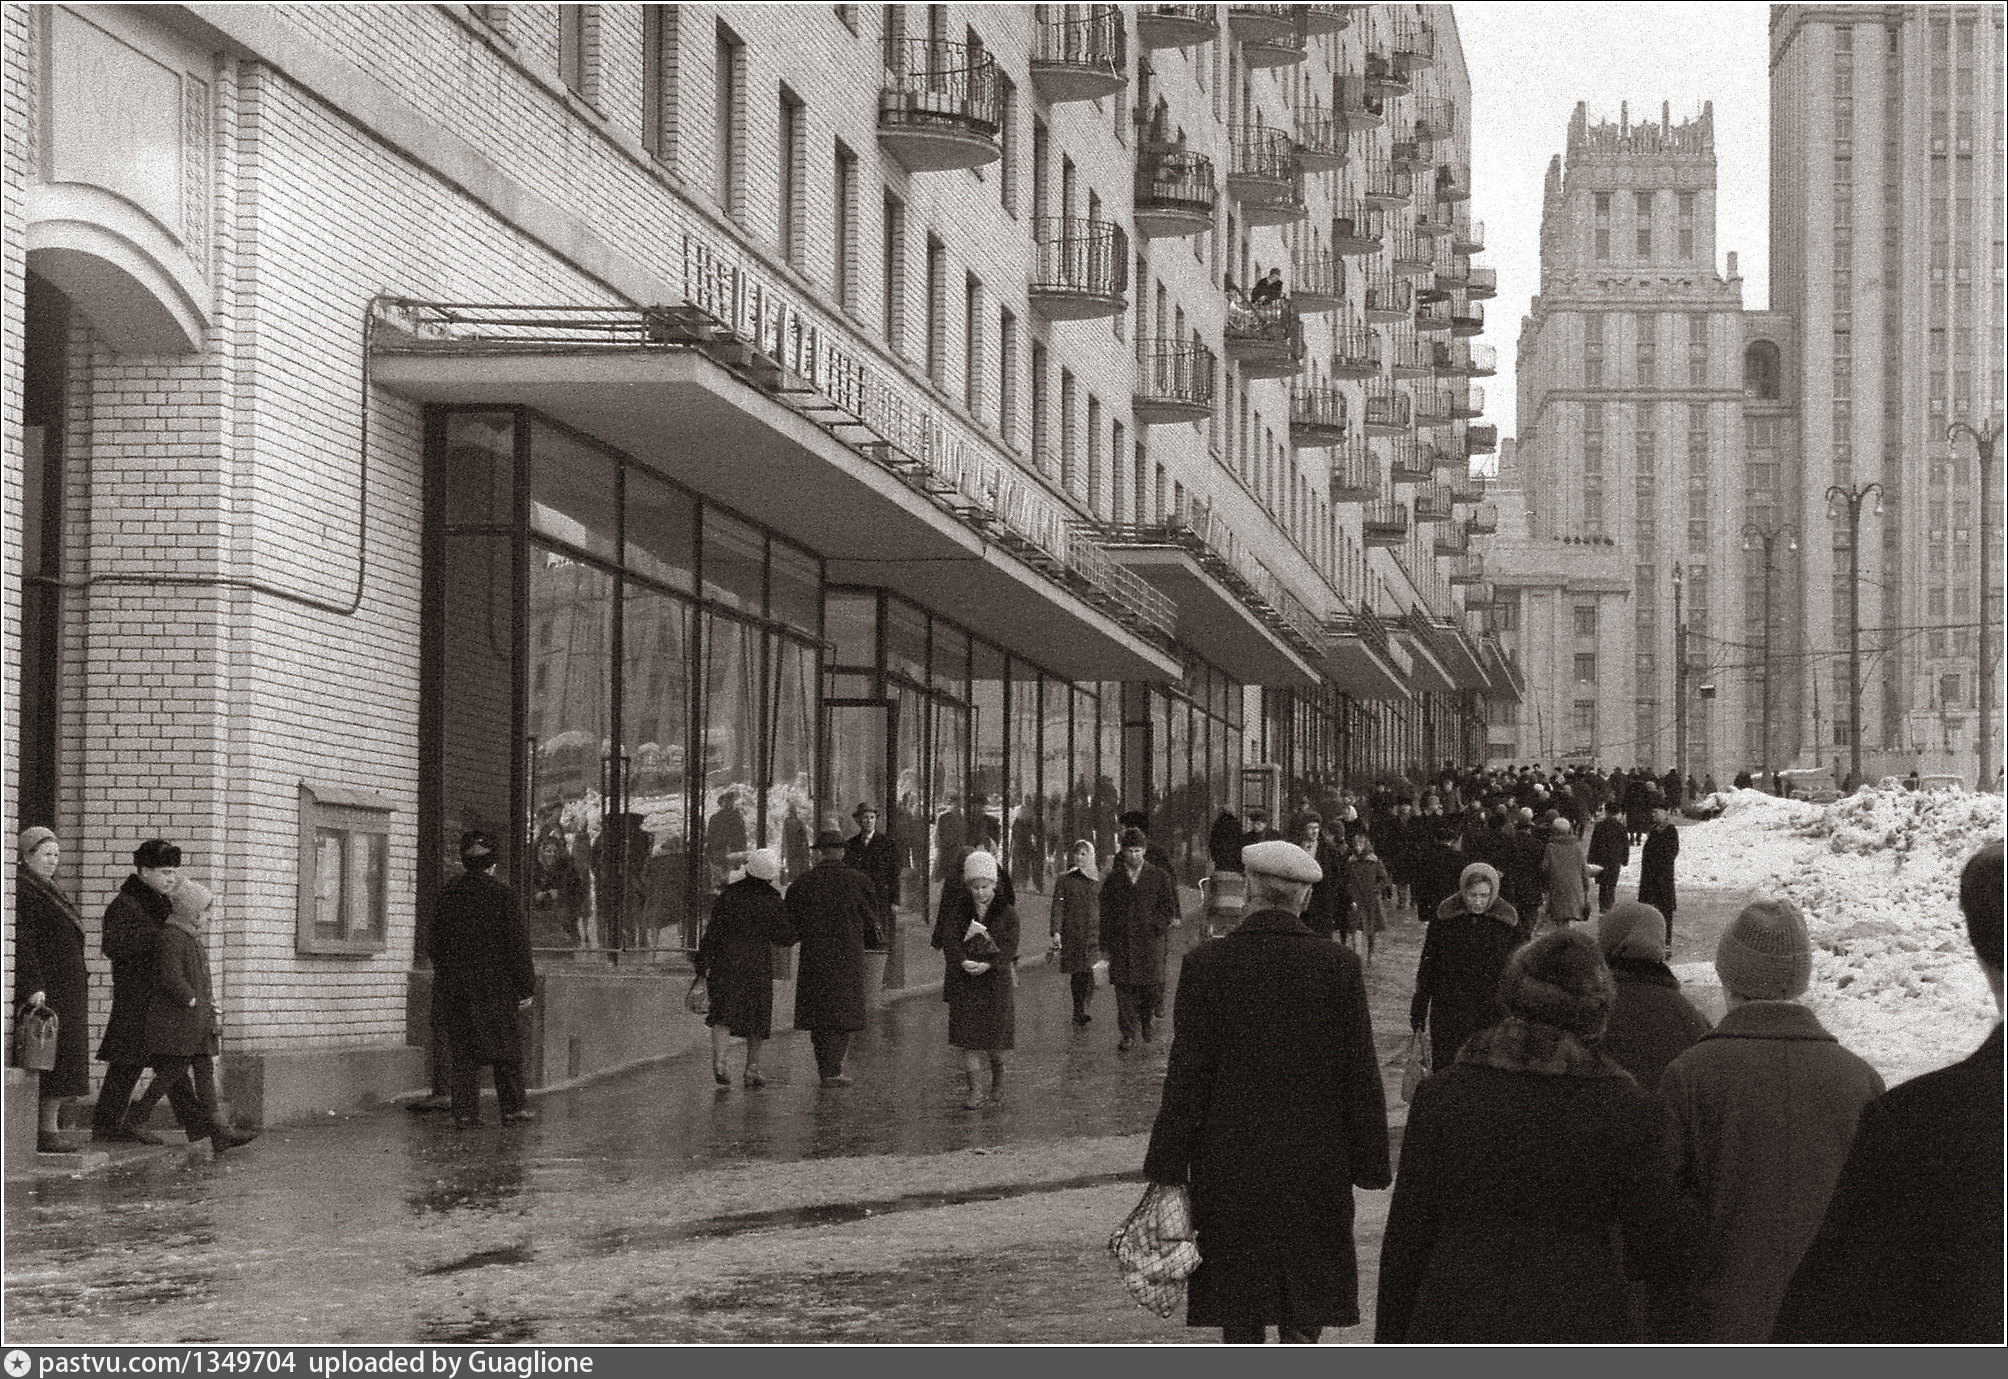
[3, 880, 1750, 1345]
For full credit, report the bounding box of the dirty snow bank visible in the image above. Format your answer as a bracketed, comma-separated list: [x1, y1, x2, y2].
[1682, 787, 2003, 1086]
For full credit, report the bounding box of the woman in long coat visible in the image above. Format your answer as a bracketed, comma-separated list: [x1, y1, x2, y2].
[936, 850, 1018, 1108]
[1409, 862, 1522, 1070]
[1049, 840, 1100, 1026]
[1377, 929, 1691, 1342]
[15, 827, 90, 1150]
[693, 850, 795, 1087]
[1344, 833, 1390, 958]
[1542, 816, 1594, 927]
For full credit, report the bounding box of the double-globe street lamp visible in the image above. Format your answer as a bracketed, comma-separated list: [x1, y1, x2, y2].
[1825, 482, 1883, 791]
[1946, 418, 2001, 792]
[1740, 521, 1800, 781]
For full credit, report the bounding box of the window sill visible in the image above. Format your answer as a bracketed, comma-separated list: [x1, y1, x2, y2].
[299, 936, 389, 958]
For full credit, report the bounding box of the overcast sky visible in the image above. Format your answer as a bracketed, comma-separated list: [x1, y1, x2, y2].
[1455, 2, 1774, 441]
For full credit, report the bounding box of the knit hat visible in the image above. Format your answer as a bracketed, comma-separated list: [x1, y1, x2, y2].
[1715, 897, 1813, 1000]
[1598, 900, 1667, 963]
[170, 878, 214, 927]
[743, 848, 781, 882]
[18, 826, 55, 859]
[1498, 927, 1617, 1041]
[1459, 861, 1501, 893]
[962, 850, 999, 883]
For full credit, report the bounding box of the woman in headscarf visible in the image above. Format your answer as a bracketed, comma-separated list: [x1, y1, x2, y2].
[14, 827, 90, 1151]
[693, 848, 796, 1088]
[1050, 840, 1101, 1027]
[936, 850, 1019, 1109]
[1408, 862, 1523, 1071]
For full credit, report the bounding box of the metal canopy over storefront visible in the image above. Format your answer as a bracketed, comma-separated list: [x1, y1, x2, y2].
[1105, 545, 1321, 687]
[1437, 623, 1491, 691]
[375, 339, 1181, 684]
[1321, 607, 1411, 700]
[1398, 615, 1459, 695]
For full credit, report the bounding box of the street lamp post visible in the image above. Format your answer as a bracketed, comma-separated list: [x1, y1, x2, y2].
[1740, 521, 1801, 781]
[1672, 561, 1687, 782]
[1826, 482, 1884, 792]
[1946, 418, 2001, 792]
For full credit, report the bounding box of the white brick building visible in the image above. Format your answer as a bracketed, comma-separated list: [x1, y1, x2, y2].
[5, 3, 1509, 1134]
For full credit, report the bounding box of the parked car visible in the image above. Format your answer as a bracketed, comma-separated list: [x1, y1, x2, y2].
[1917, 774, 1967, 793]
[1778, 767, 1841, 803]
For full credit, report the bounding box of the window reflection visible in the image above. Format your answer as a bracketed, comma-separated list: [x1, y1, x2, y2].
[702, 507, 765, 613]
[526, 545, 614, 950]
[701, 616, 761, 891]
[531, 423, 619, 560]
[626, 468, 697, 592]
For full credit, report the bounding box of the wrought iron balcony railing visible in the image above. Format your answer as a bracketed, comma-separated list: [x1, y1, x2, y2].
[1104, 505, 1324, 657]
[1293, 106, 1347, 172]
[1414, 298, 1454, 334]
[1447, 552, 1486, 585]
[1328, 436, 1380, 502]
[1031, 5, 1128, 104]
[1362, 500, 1410, 547]
[1448, 465, 1486, 503]
[1333, 72, 1386, 132]
[1330, 322, 1381, 379]
[1413, 98, 1457, 145]
[1451, 298, 1485, 337]
[1136, 4, 1218, 50]
[1414, 482, 1453, 523]
[1365, 384, 1412, 437]
[1134, 145, 1217, 239]
[1331, 199, 1384, 255]
[1391, 11, 1436, 72]
[1464, 343, 1498, 377]
[1388, 327, 1435, 379]
[1466, 500, 1499, 534]
[1466, 265, 1498, 299]
[1328, 603, 1392, 658]
[1223, 296, 1305, 377]
[1466, 422, 1499, 455]
[1289, 382, 1349, 447]
[1363, 48, 1410, 98]
[1363, 272, 1411, 323]
[879, 38, 1004, 171]
[1414, 197, 1454, 239]
[1362, 147, 1412, 208]
[1412, 386, 1456, 427]
[1434, 518, 1467, 557]
[1030, 217, 1129, 318]
[1389, 227, 1434, 276]
[1452, 216, 1486, 255]
[1435, 161, 1471, 203]
[1292, 249, 1345, 311]
[1451, 382, 1485, 419]
[1387, 435, 1432, 481]
[1227, 125, 1305, 224]
[1229, 5, 1308, 67]
[1133, 338, 1217, 424]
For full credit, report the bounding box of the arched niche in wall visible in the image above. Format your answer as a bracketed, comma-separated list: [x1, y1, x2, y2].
[1744, 339, 1782, 401]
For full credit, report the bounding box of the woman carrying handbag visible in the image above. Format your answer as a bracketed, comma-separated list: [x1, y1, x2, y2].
[14, 828, 90, 1152]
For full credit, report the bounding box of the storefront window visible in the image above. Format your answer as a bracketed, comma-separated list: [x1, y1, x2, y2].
[526, 544, 614, 950]
[530, 423, 619, 562]
[1042, 677, 1071, 886]
[1070, 685, 1098, 861]
[1167, 697, 1193, 881]
[1095, 682, 1123, 862]
[931, 622, 969, 699]
[442, 411, 514, 528]
[702, 507, 766, 613]
[623, 586, 694, 948]
[887, 599, 929, 685]
[625, 468, 697, 593]
[826, 590, 879, 670]
[769, 539, 821, 640]
[767, 636, 818, 885]
[700, 614, 761, 892]
[970, 643, 1007, 853]
[930, 698, 969, 875]
[1008, 667, 1042, 893]
[893, 681, 928, 911]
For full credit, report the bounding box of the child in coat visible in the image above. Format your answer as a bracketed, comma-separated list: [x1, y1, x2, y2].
[1347, 833, 1392, 960]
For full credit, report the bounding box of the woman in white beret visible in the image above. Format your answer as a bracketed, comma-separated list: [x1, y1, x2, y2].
[935, 848, 1019, 1109]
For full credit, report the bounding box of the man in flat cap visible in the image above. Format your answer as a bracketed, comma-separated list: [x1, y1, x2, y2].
[785, 830, 885, 1086]
[429, 832, 538, 1130]
[1144, 839, 1392, 1343]
[1099, 825, 1182, 1051]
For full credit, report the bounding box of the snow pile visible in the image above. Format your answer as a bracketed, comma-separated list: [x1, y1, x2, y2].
[1685, 786, 2003, 1086]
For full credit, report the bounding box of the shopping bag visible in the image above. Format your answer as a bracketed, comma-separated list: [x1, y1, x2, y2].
[1399, 1025, 1431, 1104]
[11, 1004, 58, 1072]
[684, 977, 709, 1016]
[1108, 1181, 1202, 1319]
[1091, 956, 1110, 988]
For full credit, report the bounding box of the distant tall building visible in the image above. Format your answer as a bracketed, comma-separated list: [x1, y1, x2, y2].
[1486, 102, 1760, 780]
[1771, 4, 2005, 784]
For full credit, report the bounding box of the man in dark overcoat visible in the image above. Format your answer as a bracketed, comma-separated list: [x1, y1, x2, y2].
[843, 802, 901, 921]
[1587, 801, 1631, 913]
[1098, 826, 1181, 1050]
[786, 830, 885, 1086]
[1773, 841, 2004, 1343]
[429, 832, 537, 1129]
[91, 838, 181, 1144]
[1637, 804, 1680, 950]
[1144, 840, 1391, 1344]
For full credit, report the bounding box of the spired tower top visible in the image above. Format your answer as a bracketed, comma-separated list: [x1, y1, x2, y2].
[1566, 99, 1715, 164]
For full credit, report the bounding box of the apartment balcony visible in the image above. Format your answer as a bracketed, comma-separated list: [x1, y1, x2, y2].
[1391, 131, 1428, 173]
[1030, 217, 1129, 320]
[1362, 149, 1412, 209]
[1466, 423, 1499, 455]
[1451, 382, 1485, 419]
[1430, 440, 1467, 472]
[879, 39, 1004, 171]
[1031, 5, 1128, 103]
[1451, 216, 1486, 256]
[1331, 323, 1381, 379]
[1464, 343, 1498, 378]
[1363, 273, 1411, 323]
[1323, 603, 1406, 698]
[1229, 5, 1308, 66]
[1414, 481, 1453, 523]
[1333, 73, 1386, 132]
[1414, 298, 1454, 334]
[1330, 199, 1384, 255]
[1466, 500, 1499, 534]
[1465, 579, 1497, 611]
[1413, 197, 1454, 239]
[1227, 127, 1305, 226]
[1433, 254, 1470, 297]
[1136, 4, 1218, 49]
[1448, 465, 1486, 503]
[1134, 145, 1217, 239]
[1465, 264, 1498, 300]
[1429, 338, 1465, 378]
[1364, 386, 1413, 438]
[1363, 500, 1410, 547]
[1435, 519, 1469, 556]
[1389, 227, 1434, 277]
[1447, 551, 1485, 585]
[1304, 4, 1354, 36]
[1435, 161, 1471, 203]
[1223, 297, 1305, 378]
[1391, 12, 1436, 72]
[1363, 48, 1410, 98]
[1451, 298, 1485, 337]
[1328, 436, 1380, 501]
[1289, 382, 1349, 447]
[1413, 97, 1457, 145]
[1388, 328, 1434, 380]
[1411, 386, 1456, 428]
[1133, 338, 1217, 425]
[1293, 108, 1347, 173]
[1387, 434, 1431, 481]
[1291, 250, 1345, 311]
